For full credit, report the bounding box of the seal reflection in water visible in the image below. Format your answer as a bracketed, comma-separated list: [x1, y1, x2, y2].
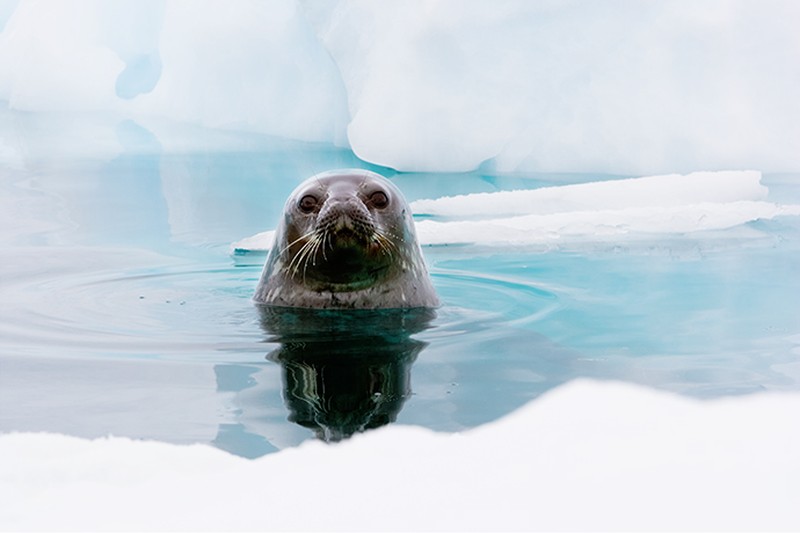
[259, 307, 434, 441]
[253, 169, 438, 309]
[254, 170, 438, 440]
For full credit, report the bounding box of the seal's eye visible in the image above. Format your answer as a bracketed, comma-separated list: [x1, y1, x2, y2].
[369, 191, 389, 209]
[298, 195, 318, 213]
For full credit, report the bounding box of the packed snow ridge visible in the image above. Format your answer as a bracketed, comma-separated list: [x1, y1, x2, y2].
[1, 380, 799, 531]
[232, 170, 800, 253]
[1, 0, 799, 173]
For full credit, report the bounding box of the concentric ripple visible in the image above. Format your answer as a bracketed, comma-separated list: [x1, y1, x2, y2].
[0, 256, 561, 364]
[0, 262, 266, 360]
[425, 268, 560, 339]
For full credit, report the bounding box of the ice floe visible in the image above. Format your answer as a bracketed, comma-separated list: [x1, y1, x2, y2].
[231, 170, 800, 253]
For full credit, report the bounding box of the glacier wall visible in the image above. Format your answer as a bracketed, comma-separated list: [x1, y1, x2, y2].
[1, 0, 798, 173]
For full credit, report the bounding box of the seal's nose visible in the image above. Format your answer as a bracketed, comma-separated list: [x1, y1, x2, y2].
[317, 195, 374, 242]
[322, 197, 355, 223]
[333, 212, 354, 231]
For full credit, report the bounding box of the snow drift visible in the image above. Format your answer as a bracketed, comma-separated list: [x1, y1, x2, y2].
[1, 380, 798, 531]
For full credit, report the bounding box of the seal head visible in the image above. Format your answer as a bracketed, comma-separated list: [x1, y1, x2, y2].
[253, 169, 438, 309]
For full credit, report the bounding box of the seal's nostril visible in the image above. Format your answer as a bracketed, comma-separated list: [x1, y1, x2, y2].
[334, 215, 353, 232]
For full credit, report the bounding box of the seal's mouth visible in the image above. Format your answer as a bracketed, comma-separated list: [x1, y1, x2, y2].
[328, 227, 368, 248]
[284, 221, 394, 288]
[283, 202, 400, 289]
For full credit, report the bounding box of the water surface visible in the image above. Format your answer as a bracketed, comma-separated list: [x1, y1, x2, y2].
[1, 118, 798, 458]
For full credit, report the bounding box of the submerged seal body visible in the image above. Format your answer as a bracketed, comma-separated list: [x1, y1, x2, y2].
[254, 169, 438, 309]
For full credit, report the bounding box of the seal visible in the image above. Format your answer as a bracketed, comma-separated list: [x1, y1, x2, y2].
[253, 169, 439, 309]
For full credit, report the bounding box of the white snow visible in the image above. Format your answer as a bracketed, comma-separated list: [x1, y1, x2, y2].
[139, 0, 349, 143]
[416, 201, 800, 247]
[0, 0, 123, 112]
[231, 229, 276, 255]
[1, 379, 798, 531]
[412, 170, 769, 218]
[231, 170, 800, 252]
[2, 4, 799, 529]
[1, 1, 799, 173]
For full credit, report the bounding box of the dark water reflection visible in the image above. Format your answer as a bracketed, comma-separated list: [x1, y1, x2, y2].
[259, 307, 435, 442]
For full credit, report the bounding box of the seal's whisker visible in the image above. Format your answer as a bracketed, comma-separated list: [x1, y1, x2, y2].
[301, 233, 325, 282]
[379, 229, 402, 241]
[296, 245, 315, 280]
[310, 234, 323, 267]
[280, 230, 317, 256]
[303, 237, 322, 281]
[377, 237, 394, 257]
[287, 238, 312, 273]
[321, 231, 330, 261]
[373, 229, 399, 257]
[288, 233, 321, 277]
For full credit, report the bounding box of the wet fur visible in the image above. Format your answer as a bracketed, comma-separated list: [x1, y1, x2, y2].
[253, 170, 438, 309]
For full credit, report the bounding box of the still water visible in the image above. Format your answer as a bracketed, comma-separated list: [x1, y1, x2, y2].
[1, 119, 798, 458]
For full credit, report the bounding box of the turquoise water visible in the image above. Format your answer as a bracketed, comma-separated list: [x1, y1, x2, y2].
[1, 120, 799, 458]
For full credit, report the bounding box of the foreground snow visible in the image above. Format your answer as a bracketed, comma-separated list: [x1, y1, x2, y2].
[1, 379, 798, 531]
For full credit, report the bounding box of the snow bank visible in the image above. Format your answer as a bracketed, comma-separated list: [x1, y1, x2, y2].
[231, 170, 800, 252]
[1, 1, 799, 173]
[2, 380, 799, 531]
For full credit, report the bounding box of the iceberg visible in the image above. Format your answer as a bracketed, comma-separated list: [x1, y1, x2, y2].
[1, 1, 799, 173]
[0, 0, 349, 143]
